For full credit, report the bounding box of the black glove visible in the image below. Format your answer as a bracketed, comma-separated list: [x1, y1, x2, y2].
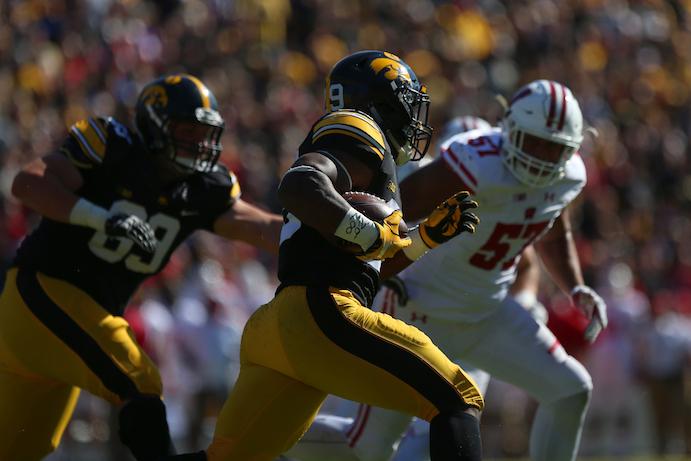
[105, 214, 157, 254]
[382, 275, 409, 306]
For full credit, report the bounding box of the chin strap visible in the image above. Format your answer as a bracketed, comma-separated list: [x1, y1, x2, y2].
[387, 129, 413, 165]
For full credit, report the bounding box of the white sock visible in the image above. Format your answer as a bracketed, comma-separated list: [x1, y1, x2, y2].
[530, 387, 591, 461]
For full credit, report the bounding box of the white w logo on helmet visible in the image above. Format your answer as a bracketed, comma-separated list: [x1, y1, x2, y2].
[501, 80, 584, 187]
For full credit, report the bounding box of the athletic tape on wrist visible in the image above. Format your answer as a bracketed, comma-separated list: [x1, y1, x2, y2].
[402, 226, 430, 261]
[334, 208, 379, 251]
[68, 198, 109, 232]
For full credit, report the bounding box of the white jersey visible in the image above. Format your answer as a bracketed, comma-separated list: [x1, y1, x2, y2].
[403, 127, 586, 321]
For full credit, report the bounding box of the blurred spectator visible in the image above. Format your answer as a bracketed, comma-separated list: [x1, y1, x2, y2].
[637, 293, 691, 455]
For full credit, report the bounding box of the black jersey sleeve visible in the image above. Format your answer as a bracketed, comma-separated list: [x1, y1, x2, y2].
[188, 164, 242, 230]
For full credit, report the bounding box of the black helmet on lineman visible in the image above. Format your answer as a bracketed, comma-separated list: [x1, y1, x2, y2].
[135, 74, 224, 173]
[325, 50, 433, 165]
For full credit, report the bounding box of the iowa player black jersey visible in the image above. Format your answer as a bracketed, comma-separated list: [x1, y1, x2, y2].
[278, 110, 401, 307]
[13, 116, 240, 315]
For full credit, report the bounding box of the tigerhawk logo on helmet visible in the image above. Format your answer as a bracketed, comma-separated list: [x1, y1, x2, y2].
[369, 52, 413, 83]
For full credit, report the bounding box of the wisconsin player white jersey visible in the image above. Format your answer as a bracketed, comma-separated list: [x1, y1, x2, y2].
[403, 127, 586, 321]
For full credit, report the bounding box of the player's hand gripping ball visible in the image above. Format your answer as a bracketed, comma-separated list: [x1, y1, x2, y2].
[336, 191, 409, 260]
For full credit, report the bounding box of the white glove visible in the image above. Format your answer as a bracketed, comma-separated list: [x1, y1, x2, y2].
[571, 285, 608, 343]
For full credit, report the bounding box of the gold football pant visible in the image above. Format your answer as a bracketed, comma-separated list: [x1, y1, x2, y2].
[0, 268, 162, 460]
[208, 286, 483, 461]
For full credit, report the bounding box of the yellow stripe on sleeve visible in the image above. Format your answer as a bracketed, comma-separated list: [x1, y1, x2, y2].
[313, 128, 385, 160]
[229, 172, 241, 200]
[70, 118, 107, 163]
[313, 111, 388, 160]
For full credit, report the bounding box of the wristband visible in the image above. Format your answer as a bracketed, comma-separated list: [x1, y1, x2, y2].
[68, 198, 109, 232]
[334, 208, 379, 252]
[402, 226, 431, 261]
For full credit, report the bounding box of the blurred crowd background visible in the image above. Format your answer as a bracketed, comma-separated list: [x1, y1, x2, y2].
[2, 0, 691, 459]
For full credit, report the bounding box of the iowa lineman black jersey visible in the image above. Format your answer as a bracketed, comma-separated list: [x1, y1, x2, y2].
[13, 116, 240, 315]
[278, 110, 401, 307]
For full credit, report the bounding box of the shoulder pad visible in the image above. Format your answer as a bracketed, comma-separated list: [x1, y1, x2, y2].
[311, 110, 389, 161]
[440, 130, 505, 195]
[563, 152, 587, 186]
[63, 117, 109, 168]
[206, 163, 242, 205]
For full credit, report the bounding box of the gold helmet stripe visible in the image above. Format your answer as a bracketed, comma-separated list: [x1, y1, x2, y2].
[182, 74, 211, 109]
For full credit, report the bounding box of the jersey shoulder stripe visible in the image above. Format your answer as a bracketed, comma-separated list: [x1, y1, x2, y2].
[313, 111, 387, 160]
[441, 147, 477, 194]
[68, 117, 108, 165]
[228, 170, 241, 201]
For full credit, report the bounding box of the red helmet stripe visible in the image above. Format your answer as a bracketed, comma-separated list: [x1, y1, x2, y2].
[547, 81, 557, 128]
[557, 84, 567, 130]
[510, 87, 532, 105]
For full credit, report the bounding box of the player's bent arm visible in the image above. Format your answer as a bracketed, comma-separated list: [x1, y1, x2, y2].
[278, 152, 357, 233]
[536, 207, 608, 341]
[533, 208, 584, 295]
[400, 157, 469, 222]
[212, 198, 284, 255]
[277, 151, 408, 260]
[510, 245, 541, 297]
[277, 151, 376, 235]
[380, 250, 414, 279]
[11, 152, 84, 222]
[12, 152, 157, 252]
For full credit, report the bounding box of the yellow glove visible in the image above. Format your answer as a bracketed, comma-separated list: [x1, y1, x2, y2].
[404, 191, 479, 261]
[357, 210, 411, 261]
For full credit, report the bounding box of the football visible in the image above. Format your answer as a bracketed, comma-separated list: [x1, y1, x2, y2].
[334, 191, 408, 253]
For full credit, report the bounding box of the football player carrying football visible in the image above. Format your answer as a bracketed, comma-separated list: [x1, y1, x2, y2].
[165, 50, 482, 461]
[0, 74, 283, 461]
[289, 80, 607, 461]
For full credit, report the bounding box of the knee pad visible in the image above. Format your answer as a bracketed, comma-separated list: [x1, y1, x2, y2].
[119, 395, 175, 461]
[539, 356, 593, 404]
[430, 409, 482, 461]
